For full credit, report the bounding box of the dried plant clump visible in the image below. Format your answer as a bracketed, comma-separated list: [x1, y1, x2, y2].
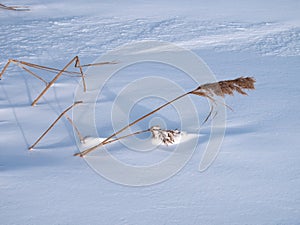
[150, 126, 181, 145]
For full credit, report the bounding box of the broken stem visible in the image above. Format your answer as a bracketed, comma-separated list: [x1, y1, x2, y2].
[31, 56, 78, 106]
[0, 60, 12, 79]
[65, 114, 85, 143]
[74, 56, 87, 92]
[28, 101, 83, 150]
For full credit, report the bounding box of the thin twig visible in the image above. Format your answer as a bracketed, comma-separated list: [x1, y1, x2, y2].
[78, 61, 118, 68]
[0, 60, 12, 79]
[28, 101, 83, 150]
[74, 56, 87, 92]
[65, 114, 85, 143]
[16, 63, 48, 85]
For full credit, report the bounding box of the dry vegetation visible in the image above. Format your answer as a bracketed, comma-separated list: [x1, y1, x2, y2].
[0, 56, 255, 156]
[74, 77, 256, 157]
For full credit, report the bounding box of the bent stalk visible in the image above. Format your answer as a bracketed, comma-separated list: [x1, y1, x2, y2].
[28, 101, 83, 150]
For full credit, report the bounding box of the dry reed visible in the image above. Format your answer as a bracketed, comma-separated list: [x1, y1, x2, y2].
[74, 76, 256, 157]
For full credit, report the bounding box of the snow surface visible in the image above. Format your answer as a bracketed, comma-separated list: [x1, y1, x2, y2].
[1, 0, 300, 224]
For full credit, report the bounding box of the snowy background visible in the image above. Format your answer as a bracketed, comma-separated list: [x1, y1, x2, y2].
[1, 0, 300, 224]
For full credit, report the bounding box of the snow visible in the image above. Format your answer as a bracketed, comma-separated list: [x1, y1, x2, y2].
[1, 0, 300, 224]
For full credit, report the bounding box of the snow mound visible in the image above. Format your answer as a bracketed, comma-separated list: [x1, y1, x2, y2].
[80, 128, 199, 152]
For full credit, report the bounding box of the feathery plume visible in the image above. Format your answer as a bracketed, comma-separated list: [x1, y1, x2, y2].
[191, 77, 256, 98]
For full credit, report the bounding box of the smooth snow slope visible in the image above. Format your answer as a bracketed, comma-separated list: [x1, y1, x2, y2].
[0, 1, 300, 225]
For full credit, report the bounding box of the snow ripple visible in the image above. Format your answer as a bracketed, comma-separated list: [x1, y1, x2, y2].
[0, 17, 299, 65]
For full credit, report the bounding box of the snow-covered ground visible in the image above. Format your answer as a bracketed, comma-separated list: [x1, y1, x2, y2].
[1, 1, 299, 224]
